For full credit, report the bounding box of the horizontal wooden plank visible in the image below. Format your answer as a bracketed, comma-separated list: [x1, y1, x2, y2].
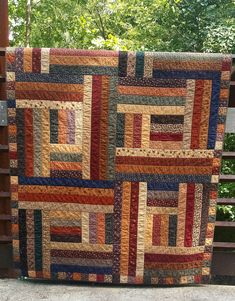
[213, 242, 235, 248]
[219, 175, 235, 182]
[0, 214, 11, 221]
[217, 198, 235, 205]
[0, 192, 10, 198]
[0, 236, 12, 243]
[222, 152, 235, 159]
[0, 144, 8, 151]
[215, 221, 235, 227]
[0, 168, 10, 175]
[211, 251, 235, 276]
[0, 244, 12, 270]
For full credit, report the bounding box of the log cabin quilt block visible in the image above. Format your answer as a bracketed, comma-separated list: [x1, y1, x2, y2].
[6, 48, 231, 285]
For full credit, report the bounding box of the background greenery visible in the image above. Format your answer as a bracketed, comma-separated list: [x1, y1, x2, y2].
[9, 0, 235, 52]
[8, 0, 235, 220]
[218, 134, 235, 222]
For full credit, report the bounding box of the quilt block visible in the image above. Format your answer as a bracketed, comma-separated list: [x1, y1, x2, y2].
[6, 48, 231, 284]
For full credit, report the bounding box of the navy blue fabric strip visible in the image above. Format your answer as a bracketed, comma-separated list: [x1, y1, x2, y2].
[118, 51, 128, 77]
[34, 210, 43, 272]
[153, 70, 220, 80]
[207, 79, 220, 149]
[147, 182, 179, 191]
[168, 215, 177, 246]
[135, 52, 144, 78]
[7, 99, 16, 108]
[18, 209, 28, 277]
[18, 176, 115, 188]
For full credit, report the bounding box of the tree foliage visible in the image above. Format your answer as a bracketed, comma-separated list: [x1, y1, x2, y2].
[218, 134, 235, 222]
[9, 0, 235, 53]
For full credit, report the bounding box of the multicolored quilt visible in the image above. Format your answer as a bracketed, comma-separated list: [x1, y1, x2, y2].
[6, 48, 231, 285]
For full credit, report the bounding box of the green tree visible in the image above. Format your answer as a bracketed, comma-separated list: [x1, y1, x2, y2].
[9, 0, 235, 52]
[163, 0, 235, 53]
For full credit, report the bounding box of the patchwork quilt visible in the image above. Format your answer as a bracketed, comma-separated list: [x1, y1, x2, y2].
[6, 48, 231, 285]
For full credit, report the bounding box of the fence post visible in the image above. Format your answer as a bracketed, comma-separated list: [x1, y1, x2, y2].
[0, 0, 12, 278]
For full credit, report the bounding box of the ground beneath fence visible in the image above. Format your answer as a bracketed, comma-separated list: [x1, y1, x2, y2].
[0, 279, 235, 301]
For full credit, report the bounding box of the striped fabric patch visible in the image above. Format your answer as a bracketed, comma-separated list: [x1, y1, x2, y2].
[7, 48, 231, 285]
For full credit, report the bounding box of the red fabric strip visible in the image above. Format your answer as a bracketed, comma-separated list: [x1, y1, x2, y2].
[50, 226, 81, 235]
[152, 214, 161, 245]
[128, 182, 139, 277]
[150, 132, 183, 141]
[50, 249, 113, 259]
[222, 58, 232, 71]
[90, 75, 102, 179]
[184, 183, 195, 247]
[145, 252, 204, 263]
[18, 193, 114, 205]
[97, 275, 105, 282]
[116, 156, 212, 166]
[32, 48, 41, 73]
[9, 151, 17, 160]
[147, 199, 178, 207]
[133, 114, 142, 148]
[98, 76, 109, 180]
